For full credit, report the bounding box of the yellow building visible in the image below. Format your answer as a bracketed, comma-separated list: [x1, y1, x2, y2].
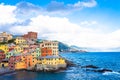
[15, 37, 26, 44]
[0, 32, 13, 42]
[0, 44, 9, 53]
[0, 59, 9, 68]
[14, 45, 24, 53]
[32, 57, 37, 66]
[31, 50, 37, 58]
[15, 61, 26, 70]
[37, 56, 66, 69]
[21, 44, 29, 48]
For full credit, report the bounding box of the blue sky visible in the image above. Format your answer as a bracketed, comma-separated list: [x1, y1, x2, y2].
[0, 0, 120, 51]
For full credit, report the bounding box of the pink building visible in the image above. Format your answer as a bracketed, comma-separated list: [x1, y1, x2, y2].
[0, 50, 5, 62]
[8, 54, 21, 70]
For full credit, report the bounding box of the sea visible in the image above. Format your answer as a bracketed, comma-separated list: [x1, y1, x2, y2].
[0, 52, 120, 80]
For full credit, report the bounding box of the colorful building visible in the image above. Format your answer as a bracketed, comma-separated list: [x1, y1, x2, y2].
[23, 54, 33, 68]
[21, 53, 37, 69]
[14, 37, 26, 44]
[0, 32, 13, 42]
[41, 47, 52, 57]
[0, 59, 9, 68]
[23, 31, 37, 41]
[14, 45, 24, 53]
[29, 51, 38, 67]
[0, 50, 5, 61]
[35, 47, 41, 57]
[40, 40, 59, 56]
[0, 32, 67, 71]
[14, 61, 26, 70]
[9, 54, 21, 70]
[37, 56, 66, 70]
[9, 53, 37, 70]
[29, 45, 41, 57]
[6, 50, 16, 59]
[0, 44, 9, 53]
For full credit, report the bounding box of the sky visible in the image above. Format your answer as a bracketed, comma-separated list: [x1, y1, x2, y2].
[0, 0, 120, 52]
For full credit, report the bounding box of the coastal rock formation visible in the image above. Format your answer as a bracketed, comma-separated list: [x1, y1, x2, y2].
[34, 63, 67, 72]
[92, 69, 112, 73]
[82, 65, 113, 73]
[81, 65, 99, 69]
[33, 59, 75, 72]
[65, 59, 76, 67]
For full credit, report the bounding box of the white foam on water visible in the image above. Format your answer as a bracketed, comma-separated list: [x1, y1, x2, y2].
[103, 71, 120, 75]
[4, 72, 16, 76]
[65, 70, 74, 73]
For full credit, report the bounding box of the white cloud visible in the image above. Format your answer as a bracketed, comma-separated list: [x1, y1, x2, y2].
[74, 0, 97, 8]
[0, 3, 16, 24]
[10, 14, 120, 51]
[0, 1, 120, 52]
[14, 2, 42, 21]
[80, 21, 97, 26]
[46, 0, 97, 13]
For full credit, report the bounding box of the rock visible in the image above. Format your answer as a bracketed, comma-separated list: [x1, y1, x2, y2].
[34, 63, 67, 72]
[81, 65, 99, 69]
[65, 59, 76, 67]
[93, 69, 112, 73]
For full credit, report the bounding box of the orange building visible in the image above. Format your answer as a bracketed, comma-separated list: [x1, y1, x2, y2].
[21, 54, 33, 68]
[41, 48, 52, 57]
[21, 53, 37, 69]
[8, 53, 36, 70]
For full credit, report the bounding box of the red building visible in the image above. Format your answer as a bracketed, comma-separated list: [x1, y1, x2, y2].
[23, 32, 37, 41]
[41, 48, 52, 57]
[9, 47, 14, 51]
[0, 50, 5, 62]
[8, 54, 21, 70]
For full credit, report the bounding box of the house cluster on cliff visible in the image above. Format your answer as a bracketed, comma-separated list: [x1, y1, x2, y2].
[0, 32, 66, 71]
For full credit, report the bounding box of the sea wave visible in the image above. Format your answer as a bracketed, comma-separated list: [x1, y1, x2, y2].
[103, 71, 120, 75]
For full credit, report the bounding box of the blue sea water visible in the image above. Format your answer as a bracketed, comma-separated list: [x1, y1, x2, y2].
[0, 52, 120, 80]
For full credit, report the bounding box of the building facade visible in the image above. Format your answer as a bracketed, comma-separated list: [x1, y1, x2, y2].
[9, 54, 21, 70]
[41, 47, 52, 57]
[6, 50, 16, 59]
[23, 32, 37, 41]
[40, 40, 59, 56]
[15, 37, 26, 44]
[0, 50, 5, 61]
[0, 44, 9, 53]
[37, 56, 66, 70]
[0, 32, 13, 42]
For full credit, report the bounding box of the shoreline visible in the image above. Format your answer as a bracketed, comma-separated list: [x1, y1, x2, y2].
[0, 69, 16, 76]
[0, 68, 67, 76]
[0, 59, 75, 76]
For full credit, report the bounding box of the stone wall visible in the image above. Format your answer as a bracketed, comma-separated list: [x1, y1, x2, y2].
[35, 63, 66, 71]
